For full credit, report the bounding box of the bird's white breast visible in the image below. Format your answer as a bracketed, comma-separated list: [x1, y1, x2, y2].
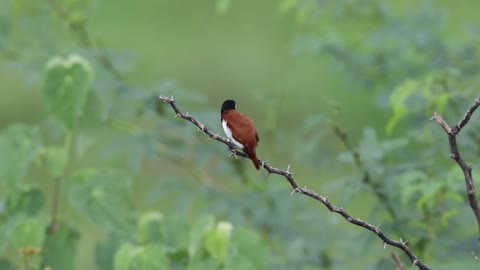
[222, 119, 244, 149]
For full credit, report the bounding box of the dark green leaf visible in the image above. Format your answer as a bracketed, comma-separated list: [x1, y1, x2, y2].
[0, 260, 14, 270]
[42, 224, 80, 270]
[95, 232, 127, 270]
[6, 186, 45, 216]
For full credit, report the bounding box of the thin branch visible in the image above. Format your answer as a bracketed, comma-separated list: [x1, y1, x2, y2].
[158, 95, 432, 270]
[391, 251, 405, 270]
[431, 97, 480, 237]
[47, 133, 75, 235]
[48, 175, 62, 234]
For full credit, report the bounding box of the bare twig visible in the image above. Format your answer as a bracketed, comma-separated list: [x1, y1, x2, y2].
[159, 95, 432, 270]
[431, 97, 480, 236]
[391, 251, 405, 270]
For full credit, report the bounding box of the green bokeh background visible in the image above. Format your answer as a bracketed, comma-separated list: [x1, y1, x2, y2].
[2, 0, 480, 269]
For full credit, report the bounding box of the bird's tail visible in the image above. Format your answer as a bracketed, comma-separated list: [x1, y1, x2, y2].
[246, 149, 261, 170]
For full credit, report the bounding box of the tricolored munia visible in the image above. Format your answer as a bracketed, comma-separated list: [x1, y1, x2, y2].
[220, 100, 260, 170]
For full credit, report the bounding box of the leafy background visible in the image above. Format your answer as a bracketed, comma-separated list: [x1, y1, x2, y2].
[1, 0, 480, 269]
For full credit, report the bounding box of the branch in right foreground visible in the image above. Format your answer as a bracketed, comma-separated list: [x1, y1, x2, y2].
[159, 95, 431, 270]
[431, 97, 480, 236]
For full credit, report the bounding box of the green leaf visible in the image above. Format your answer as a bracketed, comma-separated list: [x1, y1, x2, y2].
[77, 91, 107, 134]
[0, 125, 40, 190]
[386, 79, 419, 134]
[95, 233, 126, 270]
[6, 186, 45, 216]
[114, 243, 169, 270]
[138, 211, 164, 244]
[68, 169, 135, 231]
[44, 145, 69, 178]
[204, 221, 232, 265]
[10, 217, 45, 249]
[0, 260, 14, 270]
[188, 215, 214, 260]
[229, 227, 270, 269]
[169, 248, 189, 268]
[42, 224, 80, 270]
[0, 215, 24, 251]
[43, 54, 93, 130]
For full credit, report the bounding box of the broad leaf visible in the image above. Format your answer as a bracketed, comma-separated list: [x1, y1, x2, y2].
[188, 215, 214, 260]
[95, 232, 126, 270]
[68, 169, 135, 231]
[204, 221, 232, 265]
[10, 217, 45, 249]
[6, 186, 45, 216]
[0, 125, 40, 191]
[43, 54, 93, 130]
[229, 227, 270, 269]
[114, 243, 169, 270]
[138, 211, 165, 244]
[44, 145, 68, 178]
[42, 224, 80, 270]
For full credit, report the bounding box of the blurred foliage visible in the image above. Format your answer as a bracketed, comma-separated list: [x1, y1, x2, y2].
[1, 0, 480, 269]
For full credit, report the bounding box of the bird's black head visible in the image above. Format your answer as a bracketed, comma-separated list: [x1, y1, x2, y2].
[221, 100, 236, 114]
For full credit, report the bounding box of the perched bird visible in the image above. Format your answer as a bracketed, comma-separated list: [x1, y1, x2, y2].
[221, 100, 261, 170]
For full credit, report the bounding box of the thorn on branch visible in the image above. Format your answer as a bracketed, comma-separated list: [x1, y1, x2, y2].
[323, 197, 329, 204]
[286, 164, 294, 176]
[228, 150, 238, 159]
[261, 160, 268, 169]
[290, 187, 302, 196]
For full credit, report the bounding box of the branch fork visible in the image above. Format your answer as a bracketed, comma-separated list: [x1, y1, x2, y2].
[431, 97, 480, 236]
